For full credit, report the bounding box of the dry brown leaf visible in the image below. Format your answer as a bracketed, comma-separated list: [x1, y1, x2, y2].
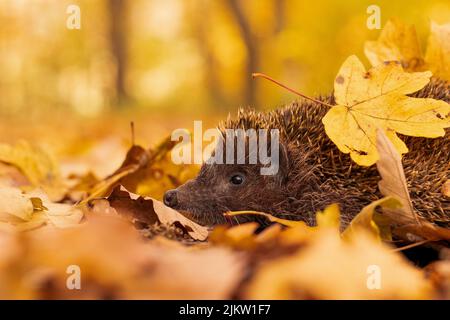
[376, 130, 418, 224]
[107, 185, 208, 241]
[376, 130, 450, 241]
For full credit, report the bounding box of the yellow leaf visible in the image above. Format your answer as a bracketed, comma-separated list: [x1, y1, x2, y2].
[0, 188, 83, 231]
[0, 141, 64, 200]
[364, 18, 424, 70]
[322, 55, 450, 166]
[225, 210, 309, 228]
[425, 21, 450, 81]
[245, 229, 433, 299]
[342, 197, 400, 241]
[0, 187, 34, 222]
[316, 203, 340, 229]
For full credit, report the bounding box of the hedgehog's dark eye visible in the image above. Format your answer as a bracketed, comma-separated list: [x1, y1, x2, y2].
[230, 174, 245, 185]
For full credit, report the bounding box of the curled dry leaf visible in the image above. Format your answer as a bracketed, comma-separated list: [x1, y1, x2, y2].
[375, 130, 450, 241]
[81, 136, 198, 204]
[81, 144, 149, 204]
[322, 55, 450, 166]
[107, 185, 208, 241]
[342, 196, 400, 241]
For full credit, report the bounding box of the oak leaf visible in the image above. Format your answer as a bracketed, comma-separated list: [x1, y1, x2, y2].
[322, 55, 450, 166]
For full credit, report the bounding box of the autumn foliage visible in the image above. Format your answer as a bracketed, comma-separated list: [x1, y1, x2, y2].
[0, 19, 449, 300]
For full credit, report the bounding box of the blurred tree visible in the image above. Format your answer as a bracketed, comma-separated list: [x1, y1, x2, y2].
[193, 0, 225, 110]
[227, 0, 258, 107]
[107, 0, 129, 106]
[274, 0, 285, 34]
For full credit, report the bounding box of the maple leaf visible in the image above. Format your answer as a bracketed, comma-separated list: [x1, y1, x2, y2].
[425, 22, 450, 81]
[322, 55, 450, 166]
[365, 19, 450, 81]
[364, 18, 424, 71]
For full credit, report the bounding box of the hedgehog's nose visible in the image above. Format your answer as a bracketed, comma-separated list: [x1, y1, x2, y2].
[163, 189, 178, 208]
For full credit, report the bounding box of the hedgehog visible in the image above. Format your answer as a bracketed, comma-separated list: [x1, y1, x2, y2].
[163, 78, 450, 229]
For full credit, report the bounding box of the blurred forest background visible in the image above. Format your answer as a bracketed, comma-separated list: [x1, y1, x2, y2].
[0, 0, 449, 159]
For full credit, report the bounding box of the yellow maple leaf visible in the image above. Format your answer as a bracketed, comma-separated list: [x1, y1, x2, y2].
[425, 21, 450, 81]
[322, 55, 450, 166]
[364, 18, 424, 71]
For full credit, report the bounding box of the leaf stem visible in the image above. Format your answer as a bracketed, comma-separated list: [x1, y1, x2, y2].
[252, 73, 334, 108]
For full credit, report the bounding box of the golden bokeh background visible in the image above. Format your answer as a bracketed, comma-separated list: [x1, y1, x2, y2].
[0, 0, 448, 145]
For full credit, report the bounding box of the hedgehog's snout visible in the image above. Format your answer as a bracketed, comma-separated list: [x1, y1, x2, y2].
[163, 189, 178, 208]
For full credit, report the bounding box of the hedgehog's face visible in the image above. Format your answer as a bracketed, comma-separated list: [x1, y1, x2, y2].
[163, 145, 289, 226]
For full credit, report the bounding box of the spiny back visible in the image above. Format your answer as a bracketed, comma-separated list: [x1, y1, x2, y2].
[221, 78, 449, 227]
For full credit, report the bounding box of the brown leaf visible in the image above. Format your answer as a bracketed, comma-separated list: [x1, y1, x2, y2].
[376, 130, 450, 241]
[107, 185, 208, 241]
[376, 130, 418, 225]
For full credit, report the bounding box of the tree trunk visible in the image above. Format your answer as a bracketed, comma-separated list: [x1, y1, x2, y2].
[227, 0, 258, 107]
[107, 0, 128, 106]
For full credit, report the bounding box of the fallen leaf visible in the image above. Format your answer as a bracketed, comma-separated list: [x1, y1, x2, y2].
[342, 196, 400, 241]
[107, 185, 208, 241]
[322, 55, 450, 166]
[425, 22, 450, 81]
[0, 141, 65, 200]
[375, 130, 450, 241]
[245, 229, 433, 299]
[0, 187, 34, 222]
[376, 130, 418, 224]
[0, 215, 244, 299]
[226, 210, 309, 228]
[80, 144, 149, 204]
[0, 187, 83, 232]
[364, 18, 424, 71]
[316, 203, 340, 229]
